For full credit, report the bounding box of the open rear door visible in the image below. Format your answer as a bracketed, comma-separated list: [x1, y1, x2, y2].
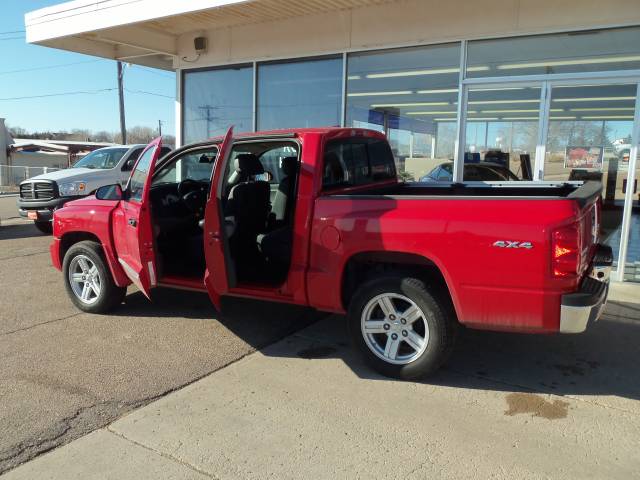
[112, 137, 163, 299]
[203, 127, 234, 310]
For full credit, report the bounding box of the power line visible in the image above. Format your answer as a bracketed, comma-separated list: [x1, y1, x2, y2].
[0, 59, 103, 76]
[125, 88, 174, 99]
[0, 88, 117, 101]
[0, 36, 25, 41]
[0, 30, 25, 34]
[132, 65, 175, 79]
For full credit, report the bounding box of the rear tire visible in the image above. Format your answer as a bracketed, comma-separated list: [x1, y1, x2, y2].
[62, 240, 126, 313]
[34, 221, 52, 234]
[348, 275, 457, 380]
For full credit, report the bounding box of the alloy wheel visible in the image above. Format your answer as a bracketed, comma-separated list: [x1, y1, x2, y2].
[360, 293, 429, 365]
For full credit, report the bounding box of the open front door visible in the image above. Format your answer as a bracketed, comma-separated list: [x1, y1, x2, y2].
[203, 127, 234, 309]
[112, 137, 163, 299]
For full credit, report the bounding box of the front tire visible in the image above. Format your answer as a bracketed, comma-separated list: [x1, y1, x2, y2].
[34, 221, 53, 234]
[62, 241, 126, 313]
[348, 275, 457, 380]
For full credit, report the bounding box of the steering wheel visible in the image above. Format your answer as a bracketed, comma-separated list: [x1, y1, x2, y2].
[177, 178, 200, 197]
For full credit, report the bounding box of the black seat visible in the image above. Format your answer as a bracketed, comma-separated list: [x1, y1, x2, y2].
[271, 156, 298, 224]
[323, 152, 345, 187]
[225, 153, 271, 244]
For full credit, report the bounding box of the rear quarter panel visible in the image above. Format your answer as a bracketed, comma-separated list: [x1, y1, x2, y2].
[308, 196, 583, 332]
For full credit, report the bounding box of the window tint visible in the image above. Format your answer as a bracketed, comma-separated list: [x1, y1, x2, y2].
[322, 137, 396, 190]
[129, 147, 156, 202]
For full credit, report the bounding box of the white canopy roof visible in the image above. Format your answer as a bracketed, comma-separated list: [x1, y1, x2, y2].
[25, 0, 394, 70]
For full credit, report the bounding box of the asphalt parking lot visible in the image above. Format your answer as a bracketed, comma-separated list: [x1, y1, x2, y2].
[0, 196, 321, 474]
[2, 195, 640, 478]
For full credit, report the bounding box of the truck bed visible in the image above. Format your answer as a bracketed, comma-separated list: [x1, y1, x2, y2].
[310, 180, 601, 332]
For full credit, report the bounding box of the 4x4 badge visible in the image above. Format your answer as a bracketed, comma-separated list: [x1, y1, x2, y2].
[493, 240, 533, 249]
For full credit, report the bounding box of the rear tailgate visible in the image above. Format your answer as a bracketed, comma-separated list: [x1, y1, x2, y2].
[568, 181, 602, 278]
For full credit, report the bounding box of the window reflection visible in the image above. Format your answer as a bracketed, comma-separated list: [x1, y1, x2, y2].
[463, 86, 541, 181]
[346, 43, 461, 181]
[183, 66, 253, 143]
[467, 27, 640, 78]
[257, 57, 342, 130]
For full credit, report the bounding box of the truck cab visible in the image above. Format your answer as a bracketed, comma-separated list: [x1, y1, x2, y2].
[49, 128, 612, 380]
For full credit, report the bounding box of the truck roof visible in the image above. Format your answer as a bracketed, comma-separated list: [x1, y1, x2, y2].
[205, 127, 386, 143]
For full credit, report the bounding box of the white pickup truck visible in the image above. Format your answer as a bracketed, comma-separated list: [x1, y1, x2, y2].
[17, 144, 171, 233]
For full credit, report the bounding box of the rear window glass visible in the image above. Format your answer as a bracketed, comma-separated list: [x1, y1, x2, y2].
[322, 137, 395, 190]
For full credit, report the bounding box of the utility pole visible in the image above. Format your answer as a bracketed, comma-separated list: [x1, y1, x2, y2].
[158, 120, 163, 137]
[198, 105, 218, 138]
[117, 61, 127, 144]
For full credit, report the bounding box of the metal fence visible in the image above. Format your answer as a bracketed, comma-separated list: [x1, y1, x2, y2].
[0, 165, 64, 190]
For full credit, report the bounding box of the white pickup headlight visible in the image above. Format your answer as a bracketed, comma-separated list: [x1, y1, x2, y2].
[58, 181, 88, 197]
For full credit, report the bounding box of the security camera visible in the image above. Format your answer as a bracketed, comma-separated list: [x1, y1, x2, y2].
[194, 37, 208, 54]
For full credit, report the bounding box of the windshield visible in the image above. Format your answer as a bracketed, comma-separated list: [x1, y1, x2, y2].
[73, 148, 128, 169]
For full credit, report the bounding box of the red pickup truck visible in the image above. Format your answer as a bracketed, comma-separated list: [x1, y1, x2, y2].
[50, 127, 612, 379]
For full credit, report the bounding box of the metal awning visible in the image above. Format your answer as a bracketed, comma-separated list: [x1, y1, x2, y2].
[25, 0, 395, 70]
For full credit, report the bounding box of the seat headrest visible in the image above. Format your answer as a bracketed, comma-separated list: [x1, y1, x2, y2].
[234, 153, 264, 177]
[323, 152, 344, 183]
[280, 156, 298, 177]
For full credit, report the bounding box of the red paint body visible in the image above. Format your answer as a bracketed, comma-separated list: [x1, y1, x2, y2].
[51, 128, 599, 333]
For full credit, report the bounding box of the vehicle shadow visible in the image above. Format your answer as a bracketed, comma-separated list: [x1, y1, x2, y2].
[112, 288, 640, 402]
[0, 223, 47, 240]
[224, 297, 640, 402]
[114, 287, 325, 348]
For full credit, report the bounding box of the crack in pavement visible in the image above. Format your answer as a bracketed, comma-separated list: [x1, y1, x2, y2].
[106, 428, 220, 480]
[1, 312, 83, 337]
[0, 251, 50, 262]
[0, 399, 144, 475]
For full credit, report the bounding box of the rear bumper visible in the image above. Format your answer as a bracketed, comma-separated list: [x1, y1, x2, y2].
[559, 244, 612, 333]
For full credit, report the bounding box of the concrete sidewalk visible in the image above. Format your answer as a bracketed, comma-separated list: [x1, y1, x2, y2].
[4, 284, 640, 479]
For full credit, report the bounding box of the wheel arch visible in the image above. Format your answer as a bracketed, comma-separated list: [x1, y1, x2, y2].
[59, 231, 130, 287]
[340, 251, 460, 319]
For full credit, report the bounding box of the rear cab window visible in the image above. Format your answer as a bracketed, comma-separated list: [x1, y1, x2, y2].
[322, 136, 396, 191]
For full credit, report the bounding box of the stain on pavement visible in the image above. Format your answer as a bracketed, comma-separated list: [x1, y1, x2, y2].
[504, 393, 569, 420]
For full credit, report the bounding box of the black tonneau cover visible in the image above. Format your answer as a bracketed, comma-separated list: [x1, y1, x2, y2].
[338, 181, 602, 207]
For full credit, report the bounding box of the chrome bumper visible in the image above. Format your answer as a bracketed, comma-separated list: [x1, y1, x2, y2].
[559, 244, 612, 334]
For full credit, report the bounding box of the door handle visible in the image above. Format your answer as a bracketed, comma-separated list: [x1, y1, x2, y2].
[128, 218, 137, 227]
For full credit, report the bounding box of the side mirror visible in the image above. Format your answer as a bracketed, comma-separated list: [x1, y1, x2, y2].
[95, 184, 123, 201]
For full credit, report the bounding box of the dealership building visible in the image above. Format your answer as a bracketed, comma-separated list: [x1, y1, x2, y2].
[25, 0, 640, 282]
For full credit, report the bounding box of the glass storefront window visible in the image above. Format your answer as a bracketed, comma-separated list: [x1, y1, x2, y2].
[257, 57, 342, 130]
[463, 86, 541, 180]
[467, 27, 640, 78]
[182, 66, 253, 144]
[346, 43, 461, 181]
[543, 83, 637, 274]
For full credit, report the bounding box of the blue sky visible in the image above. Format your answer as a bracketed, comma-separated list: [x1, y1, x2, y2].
[0, 0, 176, 135]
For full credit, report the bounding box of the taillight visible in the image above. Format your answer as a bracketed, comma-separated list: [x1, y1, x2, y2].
[552, 225, 580, 277]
